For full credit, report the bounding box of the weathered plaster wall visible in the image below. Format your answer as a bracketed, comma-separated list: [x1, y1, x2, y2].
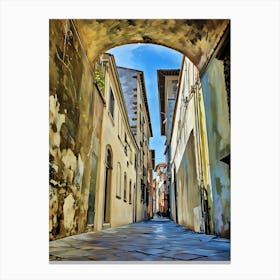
[197, 84, 214, 233]
[200, 58, 230, 238]
[49, 20, 103, 240]
[74, 19, 229, 71]
[177, 132, 200, 230]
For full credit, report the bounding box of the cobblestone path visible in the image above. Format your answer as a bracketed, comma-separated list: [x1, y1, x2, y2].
[49, 217, 230, 262]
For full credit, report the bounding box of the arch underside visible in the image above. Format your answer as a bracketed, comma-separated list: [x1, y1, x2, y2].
[73, 19, 230, 71]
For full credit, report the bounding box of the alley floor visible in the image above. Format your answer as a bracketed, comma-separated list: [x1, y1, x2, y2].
[49, 217, 230, 262]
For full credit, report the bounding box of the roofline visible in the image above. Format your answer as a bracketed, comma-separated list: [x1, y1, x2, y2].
[117, 66, 143, 73]
[116, 65, 153, 137]
[154, 162, 167, 171]
[138, 71, 153, 137]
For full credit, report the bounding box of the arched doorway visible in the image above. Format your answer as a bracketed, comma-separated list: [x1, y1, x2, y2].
[104, 146, 112, 224]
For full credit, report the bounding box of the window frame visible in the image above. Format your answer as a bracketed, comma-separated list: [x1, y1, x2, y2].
[109, 87, 115, 119]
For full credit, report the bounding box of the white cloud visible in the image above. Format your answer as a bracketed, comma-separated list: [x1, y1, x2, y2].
[107, 44, 143, 69]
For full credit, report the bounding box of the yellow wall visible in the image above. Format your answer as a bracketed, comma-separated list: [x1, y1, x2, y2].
[95, 55, 138, 231]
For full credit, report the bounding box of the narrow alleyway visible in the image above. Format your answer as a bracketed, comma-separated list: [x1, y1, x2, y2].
[49, 218, 230, 262]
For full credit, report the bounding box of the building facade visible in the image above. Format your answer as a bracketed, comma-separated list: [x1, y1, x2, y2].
[154, 163, 168, 216]
[169, 57, 206, 233]
[167, 27, 230, 238]
[94, 53, 140, 231]
[117, 67, 153, 221]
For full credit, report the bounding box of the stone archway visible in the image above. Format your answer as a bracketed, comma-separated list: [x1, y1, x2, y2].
[73, 19, 229, 71]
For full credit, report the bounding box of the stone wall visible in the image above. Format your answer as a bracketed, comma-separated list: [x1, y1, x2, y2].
[49, 20, 103, 240]
[74, 19, 229, 71]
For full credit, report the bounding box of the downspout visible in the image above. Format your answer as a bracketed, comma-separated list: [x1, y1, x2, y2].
[193, 83, 210, 234]
[135, 171, 137, 222]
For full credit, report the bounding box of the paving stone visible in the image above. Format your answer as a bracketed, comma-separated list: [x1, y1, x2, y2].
[49, 240, 72, 248]
[49, 247, 76, 254]
[49, 255, 60, 261]
[183, 248, 223, 256]
[162, 250, 202, 260]
[51, 249, 93, 259]
[192, 252, 230, 261]
[136, 248, 167, 255]
[113, 251, 150, 261]
[84, 246, 112, 250]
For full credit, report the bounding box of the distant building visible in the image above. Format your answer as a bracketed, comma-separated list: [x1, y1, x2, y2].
[147, 149, 155, 218]
[154, 163, 168, 216]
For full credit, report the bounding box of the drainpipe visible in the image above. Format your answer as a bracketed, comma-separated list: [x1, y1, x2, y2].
[135, 155, 138, 223]
[193, 83, 210, 234]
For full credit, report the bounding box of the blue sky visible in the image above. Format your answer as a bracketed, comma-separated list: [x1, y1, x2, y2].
[107, 43, 183, 169]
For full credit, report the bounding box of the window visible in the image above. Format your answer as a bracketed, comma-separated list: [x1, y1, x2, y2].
[109, 88, 115, 118]
[141, 179, 144, 202]
[124, 133, 127, 155]
[129, 180, 132, 204]
[124, 172, 127, 202]
[146, 187, 149, 205]
[116, 162, 121, 199]
[104, 146, 112, 223]
[134, 154, 137, 170]
[171, 80, 177, 98]
[105, 148, 112, 168]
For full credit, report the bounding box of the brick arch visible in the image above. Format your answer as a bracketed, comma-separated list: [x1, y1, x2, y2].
[73, 19, 229, 71]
